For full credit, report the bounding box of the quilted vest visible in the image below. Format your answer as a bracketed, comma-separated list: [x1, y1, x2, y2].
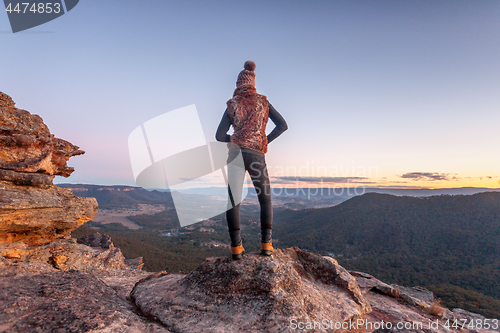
[226, 86, 269, 154]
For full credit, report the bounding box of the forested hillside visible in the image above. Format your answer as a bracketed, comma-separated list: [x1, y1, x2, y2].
[273, 192, 500, 317]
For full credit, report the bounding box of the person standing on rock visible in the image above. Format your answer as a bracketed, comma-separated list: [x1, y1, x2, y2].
[215, 60, 288, 260]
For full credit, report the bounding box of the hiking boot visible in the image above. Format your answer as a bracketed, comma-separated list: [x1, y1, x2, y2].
[231, 239, 245, 260]
[260, 240, 274, 256]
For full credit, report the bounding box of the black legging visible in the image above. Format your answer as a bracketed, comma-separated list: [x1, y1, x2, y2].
[226, 150, 272, 236]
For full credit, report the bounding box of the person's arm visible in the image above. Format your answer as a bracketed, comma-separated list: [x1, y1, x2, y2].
[266, 103, 288, 143]
[215, 108, 232, 142]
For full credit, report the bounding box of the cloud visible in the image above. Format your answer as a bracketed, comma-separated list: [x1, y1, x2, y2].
[269, 177, 298, 185]
[400, 172, 456, 181]
[272, 176, 374, 184]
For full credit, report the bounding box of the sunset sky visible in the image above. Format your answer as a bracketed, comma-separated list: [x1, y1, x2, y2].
[2, 1, 499, 190]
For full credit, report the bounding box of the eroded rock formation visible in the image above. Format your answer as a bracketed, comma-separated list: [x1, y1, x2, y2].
[0, 92, 167, 332]
[0, 91, 98, 245]
[0, 92, 83, 178]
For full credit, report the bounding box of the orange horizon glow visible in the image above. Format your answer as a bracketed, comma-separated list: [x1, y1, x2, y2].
[260, 177, 500, 190]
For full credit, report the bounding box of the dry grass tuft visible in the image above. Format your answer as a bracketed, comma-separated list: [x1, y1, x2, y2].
[429, 299, 446, 318]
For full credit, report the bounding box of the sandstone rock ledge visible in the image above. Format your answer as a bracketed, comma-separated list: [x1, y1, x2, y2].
[0, 236, 168, 333]
[0, 91, 98, 246]
[0, 182, 98, 245]
[0, 92, 168, 333]
[131, 247, 372, 333]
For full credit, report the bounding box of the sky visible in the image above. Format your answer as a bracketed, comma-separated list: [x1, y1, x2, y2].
[2, 0, 499, 190]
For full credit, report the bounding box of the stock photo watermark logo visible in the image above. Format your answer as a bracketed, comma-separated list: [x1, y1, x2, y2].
[128, 105, 249, 227]
[4, 0, 79, 33]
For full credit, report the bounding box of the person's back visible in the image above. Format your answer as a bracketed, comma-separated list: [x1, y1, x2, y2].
[215, 60, 288, 260]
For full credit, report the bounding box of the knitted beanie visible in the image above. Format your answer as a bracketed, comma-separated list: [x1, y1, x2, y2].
[236, 60, 256, 87]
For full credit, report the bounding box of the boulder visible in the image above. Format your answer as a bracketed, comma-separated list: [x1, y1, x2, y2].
[350, 271, 434, 307]
[131, 247, 371, 333]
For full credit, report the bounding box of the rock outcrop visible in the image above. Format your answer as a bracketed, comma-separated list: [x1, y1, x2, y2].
[0, 237, 167, 333]
[351, 271, 499, 333]
[0, 91, 98, 245]
[0, 270, 167, 333]
[0, 92, 168, 332]
[0, 92, 83, 178]
[131, 248, 371, 332]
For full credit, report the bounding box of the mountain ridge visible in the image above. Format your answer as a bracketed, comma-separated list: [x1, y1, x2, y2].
[274, 192, 500, 305]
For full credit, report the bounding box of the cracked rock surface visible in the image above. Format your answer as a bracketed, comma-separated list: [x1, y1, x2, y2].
[131, 247, 371, 333]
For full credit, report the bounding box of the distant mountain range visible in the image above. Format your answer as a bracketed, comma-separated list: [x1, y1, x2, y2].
[57, 184, 174, 209]
[58, 183, 500, 209]
[173, 186, 500, 196]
